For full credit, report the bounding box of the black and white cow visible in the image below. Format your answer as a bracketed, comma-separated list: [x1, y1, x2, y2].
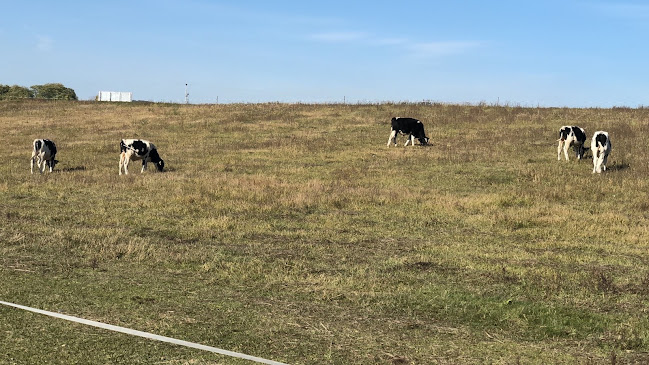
[119, 139, 165, 175]
[591, 131, 611, 174]
[557, 125, 587, 161]
[30, 139, 58, 174]
[387, 117, 430, 147]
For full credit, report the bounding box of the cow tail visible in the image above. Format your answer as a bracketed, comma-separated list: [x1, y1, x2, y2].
[595, 141, 603, 158]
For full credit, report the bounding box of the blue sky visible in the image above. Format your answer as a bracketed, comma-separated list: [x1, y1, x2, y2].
[1, 1, 648, 106]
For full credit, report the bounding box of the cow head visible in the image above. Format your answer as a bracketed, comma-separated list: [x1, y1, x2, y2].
[148, 148, 165, 172]
[418, 136, 430, 145]
[155, 159, 165, 172]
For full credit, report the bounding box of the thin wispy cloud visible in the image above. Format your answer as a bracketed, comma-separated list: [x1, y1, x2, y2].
[308, 29, 483, 58]
[309, 31, 369, 43]
[191, 3, 342, 28]
[36, 35, 53, 52]
[371, 37, 408, 46]
[408, 41, 484, 58]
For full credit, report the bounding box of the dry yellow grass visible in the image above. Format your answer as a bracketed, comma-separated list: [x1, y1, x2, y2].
[1, 100, 649, 364]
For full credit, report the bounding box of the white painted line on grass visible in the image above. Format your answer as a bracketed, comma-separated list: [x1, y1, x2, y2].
[0, 300, 289, 365]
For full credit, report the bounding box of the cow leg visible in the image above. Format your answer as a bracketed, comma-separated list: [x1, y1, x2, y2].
[557, 141, 562, 160]
[119, 153, 124, 175]
[141, 160, 147, 173]
[30, 153, 36, 174]
[576, 143, 586, 160]
[592, 151, 600, 173]
[602, 152, 609, 171]
[405, 135, 415, 146]
[563, 143, 570, 161]
[123, 156, 130, 175]
[596, 158, 603, 173]
[38, 154, 46, 173]
[404, 135, 411, 146]
[34, 154, 42, 174]
[387, 130, 397, 147]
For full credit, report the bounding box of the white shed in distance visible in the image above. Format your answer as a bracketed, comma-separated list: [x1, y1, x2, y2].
[98, 91, 132, 102]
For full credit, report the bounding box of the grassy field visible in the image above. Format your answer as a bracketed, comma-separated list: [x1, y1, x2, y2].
[1, 100, 649, 364]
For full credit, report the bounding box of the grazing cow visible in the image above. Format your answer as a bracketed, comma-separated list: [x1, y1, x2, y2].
[30, 139, 58, 174]
[119, 139, 165, 175]
[387, 117, 430, 147]
[591, 131, 611, 174]
[557, 125, 587, 161]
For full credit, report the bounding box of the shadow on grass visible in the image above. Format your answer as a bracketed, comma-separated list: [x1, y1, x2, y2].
[607, 161, 630, 172]
[61, 166, 86, 172]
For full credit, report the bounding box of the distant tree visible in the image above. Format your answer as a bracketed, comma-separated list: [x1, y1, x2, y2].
[0, 83, 78, 100]
[0, 84, 34, 100]
[31, 83, 78, 100]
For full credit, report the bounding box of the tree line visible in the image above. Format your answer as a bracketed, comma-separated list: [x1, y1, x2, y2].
[0, 83, 77, 100]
